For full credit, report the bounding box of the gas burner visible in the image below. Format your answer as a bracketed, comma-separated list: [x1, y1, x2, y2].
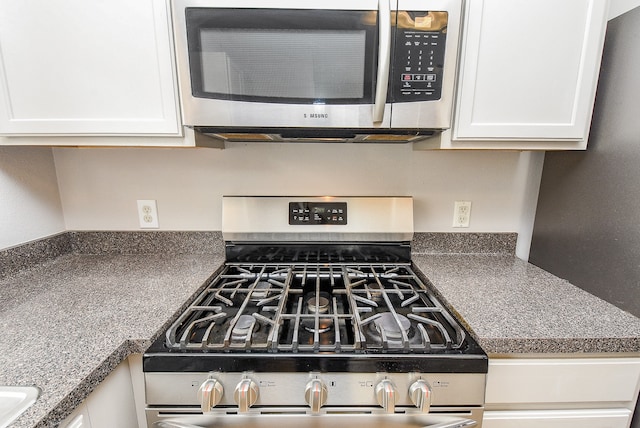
[251, 281, 271, 300]
[373, 312, 412, 341]
[307, 295, 330, 314]
[303, 318, 333, 334]
[232, 314, 256, 340]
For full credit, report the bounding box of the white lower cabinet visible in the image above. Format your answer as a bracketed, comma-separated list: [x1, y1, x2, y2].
[60, 356, 139, 428]
[60, 402, 92, 428]
[483, 357, 640, 428]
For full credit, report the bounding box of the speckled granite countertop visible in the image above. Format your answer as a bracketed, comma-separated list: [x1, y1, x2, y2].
[2, 231, 640, 427]
[411, 252, 640, 355]
[0, 232, 225, 428]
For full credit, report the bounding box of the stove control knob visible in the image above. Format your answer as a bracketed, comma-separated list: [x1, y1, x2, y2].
[198, 378, 224, 413]
[409, 379, 432, 413]
[305, 378, 328, 413]
[234, 378, 259, 413]
[375, 379, 398, 413]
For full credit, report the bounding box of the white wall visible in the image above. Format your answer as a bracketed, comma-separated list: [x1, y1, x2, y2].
[53, 143, 543, 258]
[0, 146, 65, 249]
[609, 0, 640, 19]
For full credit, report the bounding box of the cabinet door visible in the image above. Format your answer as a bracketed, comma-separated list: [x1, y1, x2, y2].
[485, 358, 640, 406]
[60, 358, 138, 428]
[60, 403, 92, 428]
[453, 0, 608, 143]
[483, 409, 632, 428]
[0, 0, 180, 136]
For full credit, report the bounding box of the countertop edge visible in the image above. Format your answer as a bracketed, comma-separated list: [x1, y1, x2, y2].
[33, 341, 138, 428]
[29, 263, 221, 428]
[478, 337, 640, 355]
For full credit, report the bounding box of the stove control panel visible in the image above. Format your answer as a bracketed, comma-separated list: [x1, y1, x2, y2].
[146, 371, 487, 409]
[289, 202, 347, 225]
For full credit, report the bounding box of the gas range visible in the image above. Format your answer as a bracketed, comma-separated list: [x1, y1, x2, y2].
[144, 197, 487, 428]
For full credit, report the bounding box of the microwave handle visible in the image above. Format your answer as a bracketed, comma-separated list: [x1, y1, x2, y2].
[373, 0, 391, 123]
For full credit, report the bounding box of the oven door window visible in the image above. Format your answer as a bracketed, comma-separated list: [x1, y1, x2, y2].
[185, 9, 378, 104]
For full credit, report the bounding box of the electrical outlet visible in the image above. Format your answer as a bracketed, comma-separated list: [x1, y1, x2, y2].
[137, 200, 159, 228]
[453, 201, 472, 228]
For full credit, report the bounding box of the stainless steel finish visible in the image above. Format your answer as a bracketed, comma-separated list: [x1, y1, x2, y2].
[375, 379, 398, 413]
[145, 372, 486, 407]
[173, 0, 376, 8]
[172, 0, 392, 130]
[191, 129, 433, 145]
[221, 196, 413, 243]
[373, 0, 391, 123]
[409, 379, 432, 413]
[155, 421, 200, 428]
[197, 377, 223, 412]
[171, 0, 463, 133]
[437, 421, 476, 428]
[389, 0, 463, 129]
[233, 377, 259, 412]
[304, 378, 328, 413]
[148, 410, 481, 427]
[145, 194, 486, 427]
[163, 262, 469, 353]
[180, 104, 393, 130]
[181, 104, 398, 130]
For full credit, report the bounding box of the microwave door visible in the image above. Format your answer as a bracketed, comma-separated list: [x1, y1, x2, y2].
[173, 0, 396, 129]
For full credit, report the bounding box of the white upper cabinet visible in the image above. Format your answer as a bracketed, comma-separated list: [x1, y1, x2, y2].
[448, 0, 609, 149]
[0, 0, 181, 136]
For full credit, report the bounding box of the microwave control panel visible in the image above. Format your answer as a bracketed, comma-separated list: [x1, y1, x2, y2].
[289, 202, 347, 225]
[392, 11, 448, 102]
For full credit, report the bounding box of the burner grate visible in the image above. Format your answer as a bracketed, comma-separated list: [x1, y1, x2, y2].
[165, 263, 465, 353]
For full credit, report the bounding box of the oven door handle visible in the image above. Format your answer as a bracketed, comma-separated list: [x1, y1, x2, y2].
[373, 0, 391, 123]
[153, 415, 477, 428]
[425, 418, 477, 428]
[155, 422, 201, 428]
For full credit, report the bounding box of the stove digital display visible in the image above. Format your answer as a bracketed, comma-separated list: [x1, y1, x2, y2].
[289, 202, 347, 225]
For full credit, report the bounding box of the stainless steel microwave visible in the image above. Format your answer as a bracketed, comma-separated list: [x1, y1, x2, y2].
[171, 0, 463, 143]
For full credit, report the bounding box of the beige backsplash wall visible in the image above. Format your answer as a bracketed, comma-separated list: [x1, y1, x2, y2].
[52, 143, 543, 260]
[0, 146, 65, 249]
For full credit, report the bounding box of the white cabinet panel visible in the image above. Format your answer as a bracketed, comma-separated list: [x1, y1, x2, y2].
[452, 0, 609, 145]
[60, 358, 138, 428]
[486, 358, 640, 406]
[484, 358, 640, 428]
[60, 403, 92, 428]
[0, 0, 180, 136]
[483, 409, 632, 428]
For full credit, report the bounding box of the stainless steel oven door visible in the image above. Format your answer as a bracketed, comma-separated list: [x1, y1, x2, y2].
[148, 408, 483, 428]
